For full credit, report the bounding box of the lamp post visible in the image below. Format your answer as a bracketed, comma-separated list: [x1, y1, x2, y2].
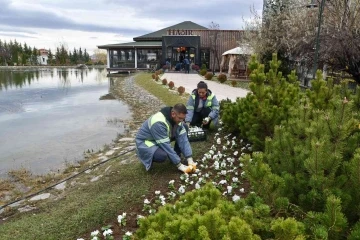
[308, 0, 326, 81]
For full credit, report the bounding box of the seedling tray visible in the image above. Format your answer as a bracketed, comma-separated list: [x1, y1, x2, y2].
[188, 127, 207, 142]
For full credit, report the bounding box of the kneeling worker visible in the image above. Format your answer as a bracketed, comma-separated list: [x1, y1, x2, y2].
[135, 103, 196, 173]
[185, 81, 219, 129]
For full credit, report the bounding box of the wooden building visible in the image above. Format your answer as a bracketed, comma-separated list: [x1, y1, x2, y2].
[97, 21, 244, 72]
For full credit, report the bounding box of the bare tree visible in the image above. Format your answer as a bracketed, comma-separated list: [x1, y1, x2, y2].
[244, 0, 360, 83]
[208, 21, 222, 74]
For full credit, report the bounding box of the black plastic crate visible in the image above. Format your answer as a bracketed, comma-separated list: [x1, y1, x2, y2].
[188, 127, 207, 142]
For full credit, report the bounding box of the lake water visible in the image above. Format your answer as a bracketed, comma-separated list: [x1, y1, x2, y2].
[0, 68, 131, 177]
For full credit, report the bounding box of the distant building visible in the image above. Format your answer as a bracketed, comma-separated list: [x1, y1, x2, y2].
[37, 49, 48, 65]
[97, 21, 244, 72]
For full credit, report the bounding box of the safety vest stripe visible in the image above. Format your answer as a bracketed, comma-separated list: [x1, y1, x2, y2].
[179, 128, 187, 135]
[145, 140, 155, 147]
[149, 112, 170, 136]
[156, 137, 170, 144]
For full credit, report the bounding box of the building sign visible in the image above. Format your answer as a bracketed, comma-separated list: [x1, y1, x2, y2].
[167, 29, 194, 36]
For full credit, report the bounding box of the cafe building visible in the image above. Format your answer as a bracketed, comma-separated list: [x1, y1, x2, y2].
[97, 21, 244, 72]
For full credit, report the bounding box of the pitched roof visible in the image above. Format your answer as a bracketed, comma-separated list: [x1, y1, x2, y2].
[133, 21, 208, 41]
[97, 41, 162, 49]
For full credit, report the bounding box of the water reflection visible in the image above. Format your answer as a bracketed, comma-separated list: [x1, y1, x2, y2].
[0, 68, 131, 177]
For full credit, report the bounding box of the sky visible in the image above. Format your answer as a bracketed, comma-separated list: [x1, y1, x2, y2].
[0, 0, 263, 55]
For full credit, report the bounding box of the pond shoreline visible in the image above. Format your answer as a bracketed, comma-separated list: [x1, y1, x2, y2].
[0, 65, 106, 70]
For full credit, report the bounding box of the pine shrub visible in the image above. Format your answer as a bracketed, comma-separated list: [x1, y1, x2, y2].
[177, 86, 185, 95]
[217, 73, 227, 83]
[221, 53, 300, 151]
[135, 184, 306, 239]
[162, 78, 167, 85]
[168, 81, 175, 89]
[204, 72, 213, 80]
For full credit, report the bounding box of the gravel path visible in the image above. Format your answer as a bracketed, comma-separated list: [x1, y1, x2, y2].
[161, 73, 250, 102]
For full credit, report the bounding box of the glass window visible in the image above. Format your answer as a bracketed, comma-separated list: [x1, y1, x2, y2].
[137, 49, 162, 69]
[200, 49, 210, 69]
[109, 49, 135, 68]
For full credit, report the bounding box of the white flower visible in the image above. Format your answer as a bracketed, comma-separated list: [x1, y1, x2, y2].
[168, 191, 176, 198]
[137, 215, 144, 219]
[221, 161, 227, 168]
[223, 146, 227, 151]
[103, 229, 113, 236]
[91, 230, 99, 236]
[241, 171, 246, 177]
[220, 170, 227, 175]
[195, 183, 201, 189]
[155, 190, 161, 195]
[125, 231, 133, 236]
[232, 194, 241, 202]
[240, 188, 245, 193]
[227, 186, 233, 194]
[117, 215, 123, 223]
[226, 140, 230, 146]
[144, 199, 150, 204]
[232, 136, 236, 139]
[233, 151, 238, 156]
[239, 163, 244, 167]
[178, 185, 186, 194]
[216, 138, 221, 144]
[219, 180, 227, 185]
[232, 177, 239, 182]
[209, 150, 215, 155]
[169, 180, 175, 185]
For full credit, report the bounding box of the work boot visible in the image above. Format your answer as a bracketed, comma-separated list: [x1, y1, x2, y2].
[177, 163, 193, 174]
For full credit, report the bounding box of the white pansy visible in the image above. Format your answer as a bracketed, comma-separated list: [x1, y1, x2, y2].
[223, 146, 227, 151]
[240, 188, 245, 193]
[125, 231, 133, 236]
[103, 229, 113, 236]
[232, 194, 241, 202]
[232, 136, 236, 139]
[223, 191, 227, 195]
[221, 161, 227, 168]
[169, 180, 175, 185]
[241, 171, 246, 177]
[216, 138, 221, 144]
[239, 163, 244, 167]
[155, 190, 160, 195]
[195, 183, 201, 189]
[220, 170, 227, 175]
[178, 185, 186, 194]
[226, 140, 230, 146]
[209, 150, 215, 155]
[137, 215, 144, 219]
[91, 230, 99, 236]
[219, 179, 227, 185]
[234, 151, 238, 156]
[144, 199, 150, 204]
[227, 186, 233, 193]
[211, 145, 217, 150]
[232, 177, 239, 182]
